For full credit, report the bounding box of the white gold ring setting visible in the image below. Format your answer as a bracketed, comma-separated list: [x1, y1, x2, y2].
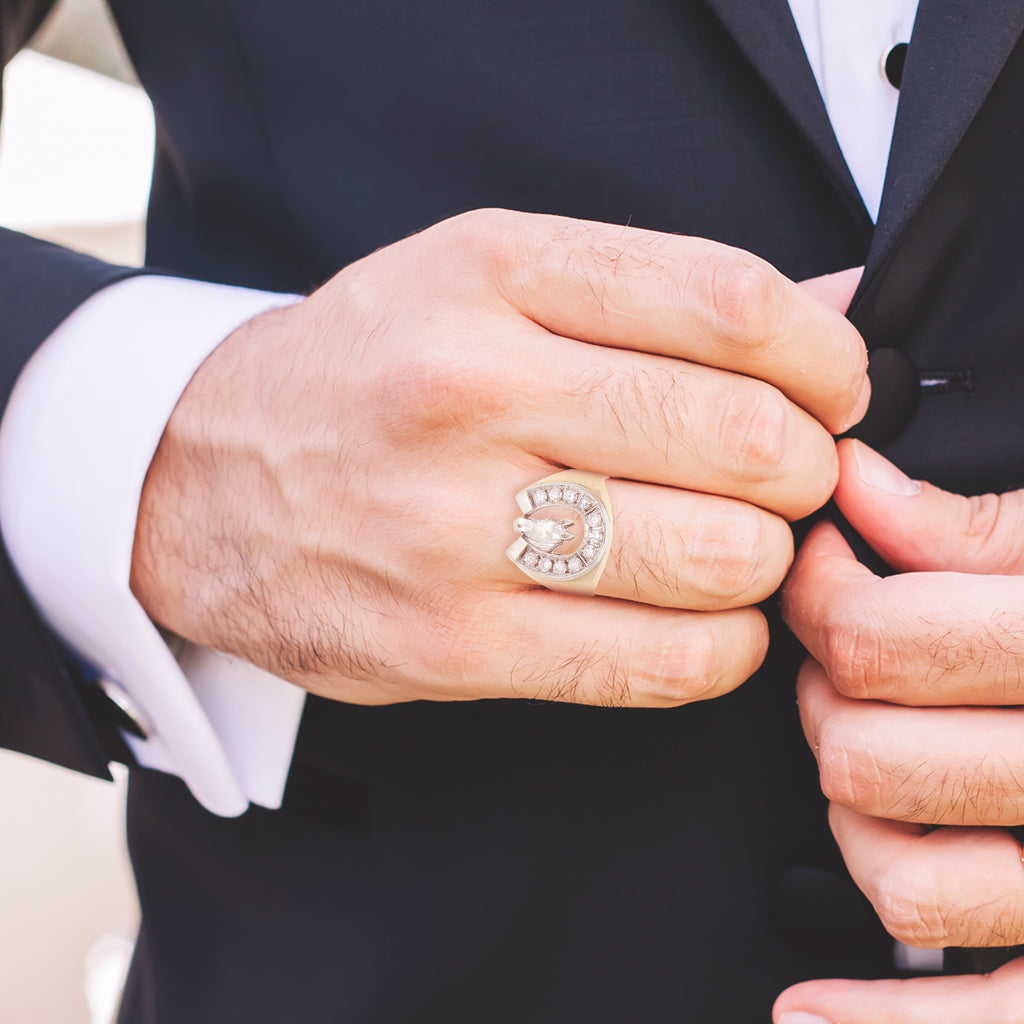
[506, 470, 613, 595]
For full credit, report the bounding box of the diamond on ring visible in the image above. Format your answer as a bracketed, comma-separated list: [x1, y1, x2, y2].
[506, 471, 613, 595]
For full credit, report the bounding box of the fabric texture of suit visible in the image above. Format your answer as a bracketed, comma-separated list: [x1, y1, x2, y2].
[2, 0, 1024, 1019]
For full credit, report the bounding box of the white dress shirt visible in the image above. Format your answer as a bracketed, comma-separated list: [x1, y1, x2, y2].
[0, 0, 920, 815]
[789, 0, 920, 221]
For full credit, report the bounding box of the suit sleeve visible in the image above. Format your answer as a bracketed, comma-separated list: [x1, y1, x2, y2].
[0, 275, 305, 814]
[0, 0, 146, 776]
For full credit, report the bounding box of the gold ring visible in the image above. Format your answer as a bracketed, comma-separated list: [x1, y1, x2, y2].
[506, 470, 613, 595]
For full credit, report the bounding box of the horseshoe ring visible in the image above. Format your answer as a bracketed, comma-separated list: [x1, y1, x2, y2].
[506, 470, 613, 596]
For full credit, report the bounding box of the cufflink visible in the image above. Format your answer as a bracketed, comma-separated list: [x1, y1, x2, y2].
[98, 677, 151, 739]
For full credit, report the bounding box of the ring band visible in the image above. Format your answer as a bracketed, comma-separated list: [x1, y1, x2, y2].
[506, 470, 613, 595]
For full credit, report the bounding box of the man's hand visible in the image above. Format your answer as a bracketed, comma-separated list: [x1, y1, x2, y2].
[782, 437, 1024, 950]
[773, 956, 1024, 1024]
[131, 209, 867, 708]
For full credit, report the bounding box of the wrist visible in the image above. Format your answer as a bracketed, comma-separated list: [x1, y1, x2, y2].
[130, 301, 302, 643]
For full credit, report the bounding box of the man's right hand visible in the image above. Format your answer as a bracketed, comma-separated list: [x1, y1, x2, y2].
[130, 209, 867, 708]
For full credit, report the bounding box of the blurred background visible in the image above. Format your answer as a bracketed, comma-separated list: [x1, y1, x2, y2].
[0, 1, 152, 1020]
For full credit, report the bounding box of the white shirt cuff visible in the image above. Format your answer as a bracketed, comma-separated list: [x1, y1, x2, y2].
[0, 274, 307, 816]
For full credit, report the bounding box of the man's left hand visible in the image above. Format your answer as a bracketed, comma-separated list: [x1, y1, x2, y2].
[781, 436, 1024, 953]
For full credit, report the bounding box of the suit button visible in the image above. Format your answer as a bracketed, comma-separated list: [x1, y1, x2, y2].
[844, 347, 920, 446]
[771, 866, 879, 957]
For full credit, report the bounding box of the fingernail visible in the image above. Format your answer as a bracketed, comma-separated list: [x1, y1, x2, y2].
[778, 1013, 834, 1024]
[850, 439, 921, 496]
[847, 373, 871, 430]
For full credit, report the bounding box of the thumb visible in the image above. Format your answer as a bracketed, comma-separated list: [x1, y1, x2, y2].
[834, 437, 1024, 574]
[797, 266, 863, 314]
[773, 956, 1024, 1024]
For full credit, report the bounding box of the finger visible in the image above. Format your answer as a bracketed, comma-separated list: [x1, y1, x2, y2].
[798, 660, 1024, 827]
[487, 212, 869, 433]
[781, 521, 1024, 705]
[829, 803, 1024, 949]
[529, 339, 840, 520]
[774, 957, 1024, 1024]
[596, 480, 793, 609]
[376, 587, 769, 709]
[494, 476, 793, 611]
[797, 266, 863, 313]
[835, 438, 1024, 574]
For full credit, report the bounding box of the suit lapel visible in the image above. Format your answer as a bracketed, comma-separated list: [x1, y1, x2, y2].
[701, 0, 868, 224]
[861, 0, 1024, 289]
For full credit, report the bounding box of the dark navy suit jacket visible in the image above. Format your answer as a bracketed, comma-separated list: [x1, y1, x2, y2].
[2, 1, 1024, 1020]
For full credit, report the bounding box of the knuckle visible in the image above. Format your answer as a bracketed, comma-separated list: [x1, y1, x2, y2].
[382, 353, 468, 434]
[490, 210, 580, 305]
[691, 508, 772, 602]
[773, 422, 841, 521]
[704, 254, 783, 345]
[636, 626, 721, 706]
[379, 345, 507, 440]
[826, 322, 869, 406]
[435, 207, 520, 283]
[962, 491, 1002, 543]
[819, 605, 892, 700]
[715, 382, 789, 483]
[957, 492, 1024, 570]
[875, 869, 949, 947]
[816, 726, 884, 811]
